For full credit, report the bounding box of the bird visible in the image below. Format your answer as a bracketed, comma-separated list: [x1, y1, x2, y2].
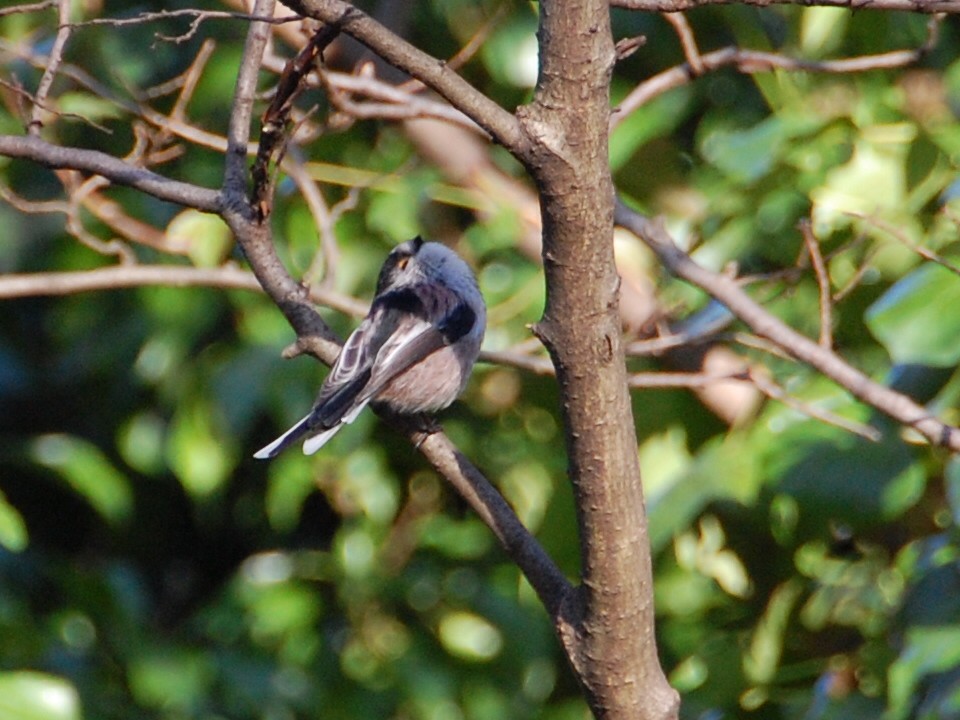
[254, 236, 486, 459]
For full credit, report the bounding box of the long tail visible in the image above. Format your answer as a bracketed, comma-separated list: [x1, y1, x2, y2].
[253, 412, 313, 459]
[253, 397, 372, 459]
[300, 397, 372, 455]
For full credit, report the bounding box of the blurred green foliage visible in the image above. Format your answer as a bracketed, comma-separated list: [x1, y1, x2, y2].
[3, 2, 960, 719]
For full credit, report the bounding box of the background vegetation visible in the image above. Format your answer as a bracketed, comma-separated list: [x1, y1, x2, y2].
[2, 1, 960, 718]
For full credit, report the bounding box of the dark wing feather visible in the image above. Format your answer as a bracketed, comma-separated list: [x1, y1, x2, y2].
[308, 282, 474, 427]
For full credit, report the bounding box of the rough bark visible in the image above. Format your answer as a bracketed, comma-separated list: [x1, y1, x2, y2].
[519, 3, 679, 719]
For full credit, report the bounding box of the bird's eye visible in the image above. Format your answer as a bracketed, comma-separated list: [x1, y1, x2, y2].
[397, 257, 410, 270]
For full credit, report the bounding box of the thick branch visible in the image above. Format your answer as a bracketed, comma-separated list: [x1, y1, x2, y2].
[615, 201, 960, 452]
[0, 135, 222, 212]
[277, 0, 526, 152]
[523, 1, 677, 718]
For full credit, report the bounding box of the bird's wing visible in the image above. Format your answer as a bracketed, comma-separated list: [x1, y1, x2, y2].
[314, 283, 478, 426]
[355, 284, 477, 405]
[309, 287, 439, 426]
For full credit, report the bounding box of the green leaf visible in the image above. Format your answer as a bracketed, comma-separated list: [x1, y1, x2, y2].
[164, 209, 233, 267]
[128, 650, 215, 711]
[0, 672, 82, 720]
[57, 92, 124, 123]
[166, 399, 236, 499]
[888, 626, 960, 720]
[800, 6, 849, 57]
[866, 262, 960, 365]
[438, 611, 503, 662]
[0, 489, 27, 552]
[30, 435, 132, 525]
[610, 88, 692, 172]
[811, 127, 914, 235]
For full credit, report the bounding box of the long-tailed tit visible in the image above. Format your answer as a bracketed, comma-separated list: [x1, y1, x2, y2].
[254, 237, 486, 459]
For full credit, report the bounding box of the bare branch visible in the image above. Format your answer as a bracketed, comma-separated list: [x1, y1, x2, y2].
[320, 70, 484, 132]
[628, 369, 746, 388]
[64, 8, 302, 44]
[0, 263, 367, 315]
[278, 0, 526, 153]
[394, 2, 508, 94]
[0, 135, 222, 212]
[59, 173, 136, 262]
[412, 427, 572, 617]
[0, 77, 113, 133]
[662, 12, 703, 75]
[612, 17, 940, 129]
[252, 25, 339, 220]
[0, 264, 260, 299]
[747, 367, 882, 442]
[799, 220, 834, 349]
[479, 349, 555, 375]
[28, 0, 72, 134]
[615, 200, 960, 452]
[0, 1, 57, 17]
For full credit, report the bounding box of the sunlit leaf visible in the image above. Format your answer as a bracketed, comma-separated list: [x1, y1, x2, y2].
[743, 580, 803, 685]
[438, 611, 503, 662]
[800, 7, 849, 56]
[166, 399, 236, 499]
[165, 209, 233, 267]
[0, 489, 27, 552]
[0, 672, 81, 720]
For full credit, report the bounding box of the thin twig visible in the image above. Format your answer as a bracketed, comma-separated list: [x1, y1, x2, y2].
[850, 211, 960, 278]
[0, 1, 57, 17]
[612, 16, 941, 131]
[281, 0, 526, 153]
[662, 12, 703, 75]
[0, 264, 258, 298]
[60, 172, 136, 262]
[64, 9, 303, 32]
[799, 219, 833, 349]
[628, 370, 747, 388]
[0, 263, 367, 314]
[0, 77, 113, 133]
[319, 71, 483, 132]
[28, 0, 72, 135]
[395, 2, 509, 94]
[615, 200, 960, 452]
[479, 349, 554, 374]
[252, 24, 340, 219]
[748, 368, 881, 442]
